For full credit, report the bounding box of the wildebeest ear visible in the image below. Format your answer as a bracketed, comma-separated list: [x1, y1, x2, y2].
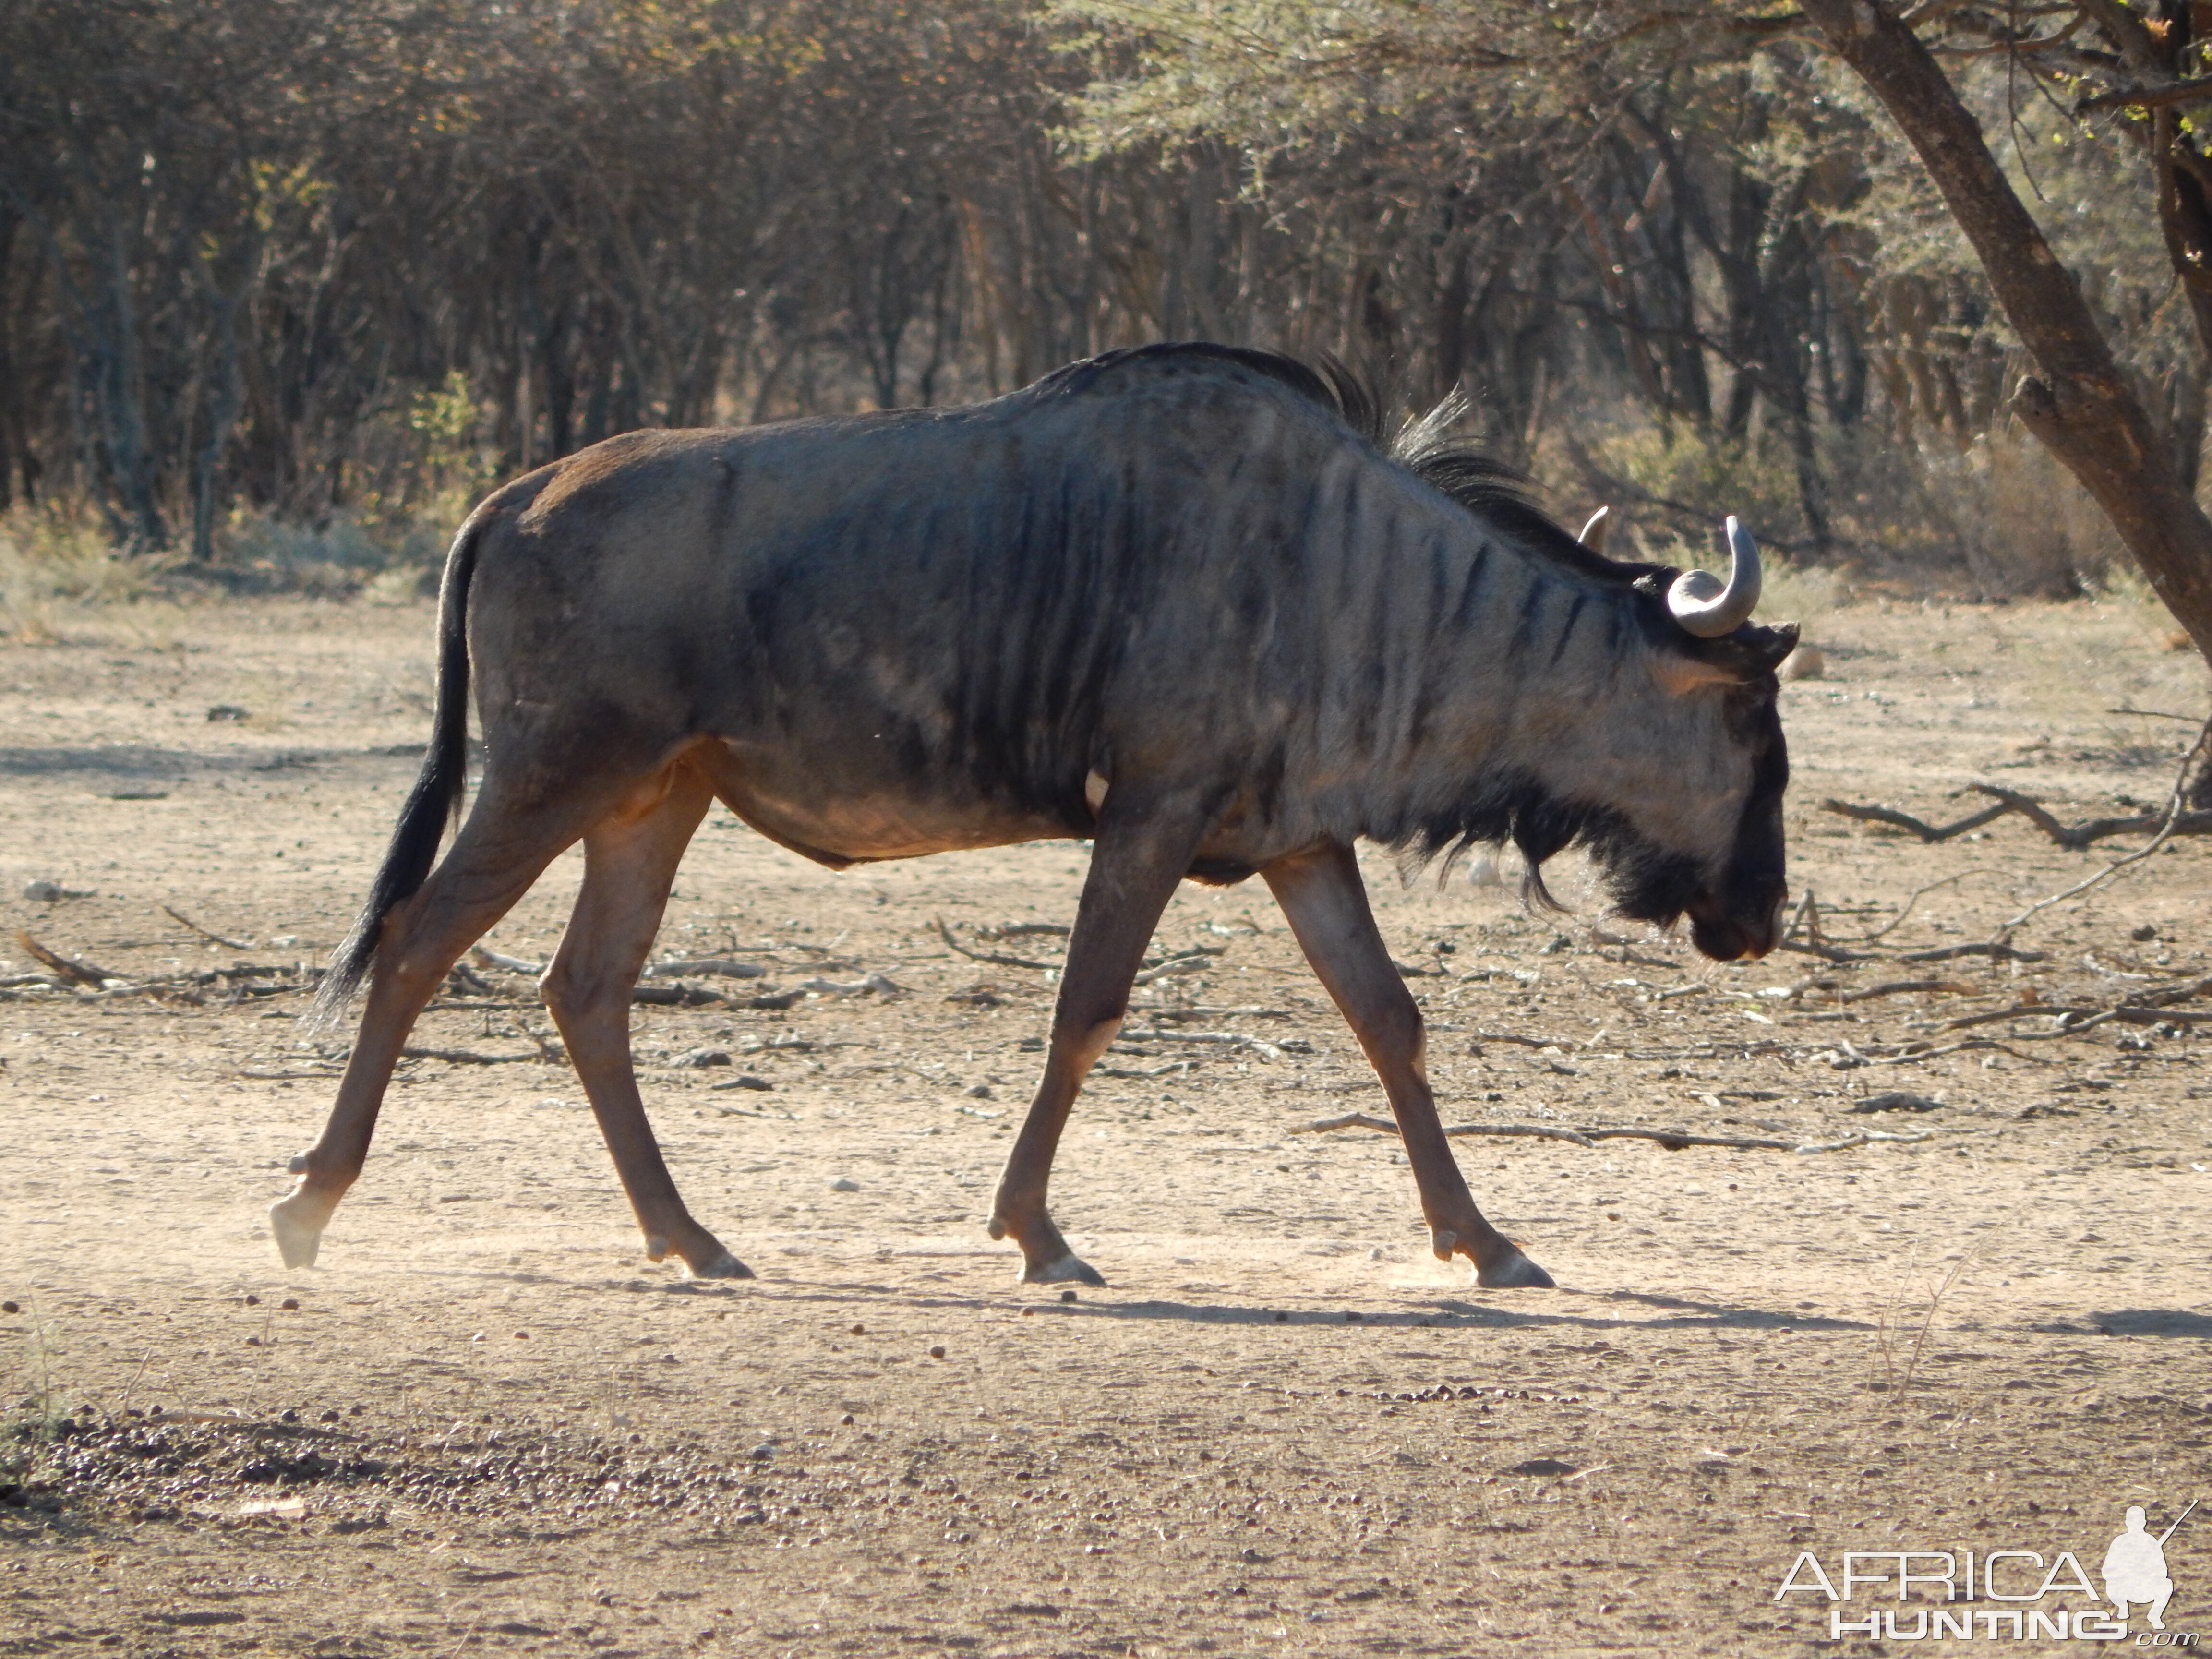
[1650, 622, 1800, 694]
[1712, 621, 1800, 677]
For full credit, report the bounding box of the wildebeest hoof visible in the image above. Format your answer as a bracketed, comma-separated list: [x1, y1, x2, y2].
[268, 1197, 323, 1270]
[1476, 1244, 1555, 1289]
[1022, 1253, 1106, 1287]
[685, 1249, 755, 1281]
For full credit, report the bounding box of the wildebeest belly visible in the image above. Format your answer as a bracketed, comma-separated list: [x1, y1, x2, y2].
[696, 737, 1073, 866]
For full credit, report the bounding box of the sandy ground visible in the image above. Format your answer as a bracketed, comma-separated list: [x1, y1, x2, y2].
[1, 586, 2209, 1657]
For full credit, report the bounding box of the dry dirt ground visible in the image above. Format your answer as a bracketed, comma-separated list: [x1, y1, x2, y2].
[1, 586, 2210, 1658]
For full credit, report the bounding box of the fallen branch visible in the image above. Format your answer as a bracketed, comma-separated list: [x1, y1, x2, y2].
[1293, 1113, 1957, 1154]
[401, 1046, 546, 1065]
[15, 930, 117, 987]
[1120, 1027, 1308, 1060]
[1839, 979, 1975, 1003]
[2108, 705, 2202, 721]
[471, 947, 543, 975]
[1941, 998, 2212, 1033]
[1967, 783, 2212, 853]
[1132, 952, 1214, 986]
[642, 957, 768, 980]
[1848, 872, 2003, 944]
[1774, 938, 1874, 963]
[162, 905, 251, 950]
[1820, 798, 2009, 842]
[1995, 714, 2212, 938]
[795, 972, 902, 996]
[936, 916, 1058, 972]
[631, 982, 732, 1008]
[1864, 1038, 2047, 1065]
[1467, 1031, 1573, 1049]
[1295, 1112, 1596, 1146]
[1893, 942, 2047, 963]
[1823, 781, 2212, 853]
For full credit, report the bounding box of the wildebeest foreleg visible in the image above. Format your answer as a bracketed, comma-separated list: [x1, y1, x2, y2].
[987, 792, 1218, 1285]
[1262, 844, 1554, 1289]
[269, 792, 581, 1270]
[540, 762, 750, 1279]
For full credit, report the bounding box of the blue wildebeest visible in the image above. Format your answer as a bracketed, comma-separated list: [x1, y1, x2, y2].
[273, 343, 1794, 1290]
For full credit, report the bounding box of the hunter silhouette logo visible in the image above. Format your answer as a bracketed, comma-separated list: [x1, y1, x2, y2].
[2105, 1501, 2193, 1633]
[1775, 1498, 2199, 1642]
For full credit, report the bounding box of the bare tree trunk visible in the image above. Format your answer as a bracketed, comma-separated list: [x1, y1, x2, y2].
[191, 286, 244, 565]
[1801, 0, 2212, 654]
[93, 218, 167, 552]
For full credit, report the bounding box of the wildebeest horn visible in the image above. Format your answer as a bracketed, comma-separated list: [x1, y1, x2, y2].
[1578, 505, 1610, 554]
[1667, 516, 1762, 638]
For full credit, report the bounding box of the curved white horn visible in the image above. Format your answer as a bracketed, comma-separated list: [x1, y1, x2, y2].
[1667, 515, 1762, 638]
[1579, 505, 1611, 554]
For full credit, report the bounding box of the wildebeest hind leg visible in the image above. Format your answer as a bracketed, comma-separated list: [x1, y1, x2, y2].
[270, 788, 583, 1270]
[540, 761, 749, 1279]
[988, 787, 1219, 1285]
[1262, 844, 1554, 1289]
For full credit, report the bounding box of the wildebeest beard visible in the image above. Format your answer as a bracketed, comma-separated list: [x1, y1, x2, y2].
[1389, 766, 1708, 927]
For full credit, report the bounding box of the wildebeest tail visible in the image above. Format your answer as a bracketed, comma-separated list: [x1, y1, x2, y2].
[305, 511, 483, 1032]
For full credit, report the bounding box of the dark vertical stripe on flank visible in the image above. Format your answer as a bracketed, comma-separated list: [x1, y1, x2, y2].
[1507, 567, 1545, 661]
[1453, 541, 1491, 626]
[1547, 592, 1588, 669]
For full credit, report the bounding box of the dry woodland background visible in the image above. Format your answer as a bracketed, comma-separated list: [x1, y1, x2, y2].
[0, 560, 2207, 1657]
[8, 1, 2212, 1653]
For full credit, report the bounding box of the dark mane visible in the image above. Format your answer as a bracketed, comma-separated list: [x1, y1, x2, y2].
[1385, 388, 1663, 588]
[1035, 342, 1657, 588]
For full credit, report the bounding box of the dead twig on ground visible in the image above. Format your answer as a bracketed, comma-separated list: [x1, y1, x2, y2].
[1820, 798, 2010, 842]
[1995, 714, 2212, 938]
[1293, 1113, 1959, 1154]
[629, 982, 734, 1008]
[1937, 978, 2212, 1035]
[935, 916, 1059, 972]
[1467, 1031, 1573, 1049]
[1846, 872, 2002, 944]
[1863, 1038, 2048, 1065]
[1132, 952, 1217, 986]
[15, 930, 118, 986]
[1774, 937, 1875, 963]
[1892, 941, 2046, 963]
[977, 921, 1071, 940]
[795, 972, 902, 997]
[643, 957, 768, 980]
[162, 905, 251, 949]
[470, 947, 543, 975]
[1839, 979, 1975, 1003]
[1119, 1028, 1309, 1060]
[1877, 1250, 1979, 1401]
[1824, 773, 2212, 853]
[400, 1046, 548, 1065]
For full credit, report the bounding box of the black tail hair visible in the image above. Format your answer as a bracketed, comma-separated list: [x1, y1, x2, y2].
[305, 512, 484, 1032]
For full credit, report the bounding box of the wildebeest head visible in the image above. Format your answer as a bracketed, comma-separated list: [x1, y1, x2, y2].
[1580, 522, 1796, 962]
[1387, 407, 1794, 962]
